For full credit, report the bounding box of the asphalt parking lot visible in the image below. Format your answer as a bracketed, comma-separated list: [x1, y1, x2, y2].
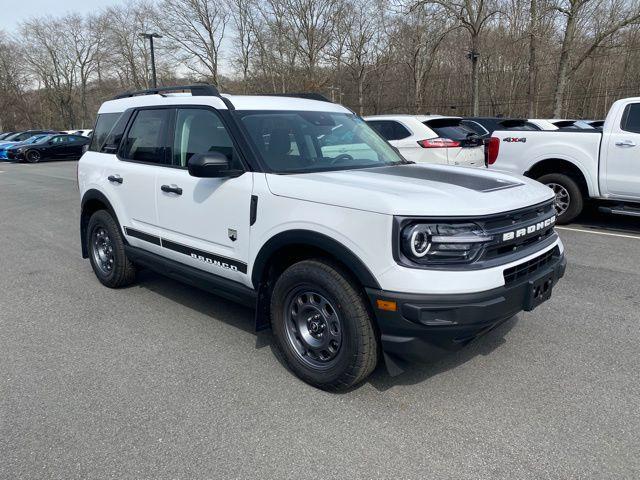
[0, 161, 638, 479]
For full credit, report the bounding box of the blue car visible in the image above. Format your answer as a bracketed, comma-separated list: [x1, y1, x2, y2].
[0, 134, 50, 160]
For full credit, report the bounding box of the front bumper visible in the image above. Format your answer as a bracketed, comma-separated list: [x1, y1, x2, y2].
[367, 249, 566, 364]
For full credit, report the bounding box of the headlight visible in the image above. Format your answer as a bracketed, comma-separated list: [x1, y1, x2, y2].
[400, 222, 492, 265]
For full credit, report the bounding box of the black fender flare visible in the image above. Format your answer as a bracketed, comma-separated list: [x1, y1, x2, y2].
[250, 229, 381, 290]
[80, 189, 121, 258]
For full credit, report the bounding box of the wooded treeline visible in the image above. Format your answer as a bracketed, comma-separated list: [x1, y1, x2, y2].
[1, 0, 639, 130]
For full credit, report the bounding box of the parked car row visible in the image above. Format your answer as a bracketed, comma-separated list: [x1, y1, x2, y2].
[360, 114, 605, 168]
[487, 97, 640, 224]
[0, 129, 91, 162]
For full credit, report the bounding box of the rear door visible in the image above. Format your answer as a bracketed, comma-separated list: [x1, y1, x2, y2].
[49, 135, 70, 158]
[603, 102, 640, 199]
[154, 106, 253, 284]
[66, 135, 84, 157]
[366, 120, 422, 161]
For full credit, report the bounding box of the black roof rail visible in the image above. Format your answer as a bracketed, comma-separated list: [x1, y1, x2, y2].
[112, 84, 220, 100]
[261, 92, 332, 103]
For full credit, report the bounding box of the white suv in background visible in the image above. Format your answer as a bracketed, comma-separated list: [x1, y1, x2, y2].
[364, 115, 485, 167]
[78, 86, 565, 390]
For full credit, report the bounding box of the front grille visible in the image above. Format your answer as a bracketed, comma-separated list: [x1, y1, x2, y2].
[477, 200, 557, 262]
[503, 246, 560, 285]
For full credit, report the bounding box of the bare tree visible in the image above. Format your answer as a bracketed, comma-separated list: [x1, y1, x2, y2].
[156, 0, 230, 85]
[411, 0, 502, 115]
[280, 0, 343, 88]
[228, 0, 256, 91]
[552, 0, 640, 116]
[394, 4, 453, 113]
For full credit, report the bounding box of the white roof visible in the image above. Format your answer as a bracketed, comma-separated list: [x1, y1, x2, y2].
[98, 92, 351, 114]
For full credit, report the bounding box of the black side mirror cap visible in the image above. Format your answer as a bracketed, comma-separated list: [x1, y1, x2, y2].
[187, 152, 243, 178]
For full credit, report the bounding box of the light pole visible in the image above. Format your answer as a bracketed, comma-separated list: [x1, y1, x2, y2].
[139, 32, 162, 88]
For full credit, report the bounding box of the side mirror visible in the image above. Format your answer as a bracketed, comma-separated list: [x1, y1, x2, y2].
[187, 152, 243, 178]
[102, 144, 118, 154]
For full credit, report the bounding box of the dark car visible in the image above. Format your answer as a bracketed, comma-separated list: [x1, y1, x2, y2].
[8, 134, 90, 163]
[0, 131, 17, 141]
[461, 117, 542, 137]
[0, 129, 60, 145]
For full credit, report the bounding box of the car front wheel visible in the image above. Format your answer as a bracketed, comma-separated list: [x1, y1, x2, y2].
[87, 210, 136, 288]
[25, 150, 41, 163]
[270, 259, 379, 391]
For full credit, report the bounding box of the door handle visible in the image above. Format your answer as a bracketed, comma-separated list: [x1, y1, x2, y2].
[615, 140, 636, 147]
[107, 175, 123, 184]
[161, 184, 183, 195]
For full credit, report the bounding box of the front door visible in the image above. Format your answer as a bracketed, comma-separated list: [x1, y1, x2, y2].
[604, 102, 640, 199]
[49, 135, 70, 158]
[155, 107, 253, 284]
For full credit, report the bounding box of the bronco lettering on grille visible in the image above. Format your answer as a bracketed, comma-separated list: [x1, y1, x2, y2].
[502, 216, 555, 242]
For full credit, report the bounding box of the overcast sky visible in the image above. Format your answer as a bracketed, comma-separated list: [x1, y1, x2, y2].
[0, 0, 126, 33]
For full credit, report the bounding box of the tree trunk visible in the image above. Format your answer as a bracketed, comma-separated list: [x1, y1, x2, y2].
[553, 7, 577, 117]
[470, 35, 480, 116]
[527, 0, 538, 117]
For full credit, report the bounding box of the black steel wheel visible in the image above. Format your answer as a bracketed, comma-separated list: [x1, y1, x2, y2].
[86, 210, 136, 288]
[270, 259, 379, 391]
[283, 289, 343, 369]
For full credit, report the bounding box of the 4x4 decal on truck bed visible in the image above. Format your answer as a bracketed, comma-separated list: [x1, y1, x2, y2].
[124, 227, 247, 273]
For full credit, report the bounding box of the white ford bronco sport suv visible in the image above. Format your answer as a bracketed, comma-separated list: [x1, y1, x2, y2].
[79, 85, 566, 391]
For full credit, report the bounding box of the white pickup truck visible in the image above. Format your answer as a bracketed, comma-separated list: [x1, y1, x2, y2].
[487, 97, 640, 223]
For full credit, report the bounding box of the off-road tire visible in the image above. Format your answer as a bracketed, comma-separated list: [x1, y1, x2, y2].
[87, 210, 136, 288]
[270, 259, 379, 391]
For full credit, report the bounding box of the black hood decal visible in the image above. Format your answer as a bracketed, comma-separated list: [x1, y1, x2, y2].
[367, 165, 522, 192]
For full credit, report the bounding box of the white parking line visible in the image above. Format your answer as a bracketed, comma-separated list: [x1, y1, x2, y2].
[556, 226, 640, 240]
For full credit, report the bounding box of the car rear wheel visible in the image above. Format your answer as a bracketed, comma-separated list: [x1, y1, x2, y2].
[25, 150, 41, 163]
[87, 210, 136, 288]
[537, 173, 584, 224]
[270, 259, 379, 391]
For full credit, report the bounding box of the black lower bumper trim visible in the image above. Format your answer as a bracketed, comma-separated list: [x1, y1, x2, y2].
[367, 251, 566, 363]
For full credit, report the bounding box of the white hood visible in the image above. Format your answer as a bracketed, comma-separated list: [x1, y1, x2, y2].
[266, 164, 554, 216]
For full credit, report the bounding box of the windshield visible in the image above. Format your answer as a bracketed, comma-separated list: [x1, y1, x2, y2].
[237, 111, 407, 173]
[23, 135, 47, 144]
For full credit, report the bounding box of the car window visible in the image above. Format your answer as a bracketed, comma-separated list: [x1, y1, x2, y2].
[121, 109, 171, 165]
[172, 108, 240, 169]
[89, 112, 122, 152]
[52, 136, 68, 143]
[621, 103, 640, 133]
[461, 120, 488, 135]
[239, 111, 405, 173]
[366, 120, 412, 141]
[68, 135, 84, 142]
[424, 119, 477, 140]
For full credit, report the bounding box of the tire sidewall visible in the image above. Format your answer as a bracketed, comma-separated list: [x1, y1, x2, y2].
[87, 211, 119, 285]
[538, 173, 583, 224]
[26, 150, 40, 163]
[271, 263, 369, 387]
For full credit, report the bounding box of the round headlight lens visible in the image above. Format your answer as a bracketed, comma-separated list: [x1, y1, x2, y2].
[410, 228, 431, 257]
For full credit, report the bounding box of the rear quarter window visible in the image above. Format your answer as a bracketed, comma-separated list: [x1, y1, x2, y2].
[366, 120, 412, 140]
[89, 113, 122, 152]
